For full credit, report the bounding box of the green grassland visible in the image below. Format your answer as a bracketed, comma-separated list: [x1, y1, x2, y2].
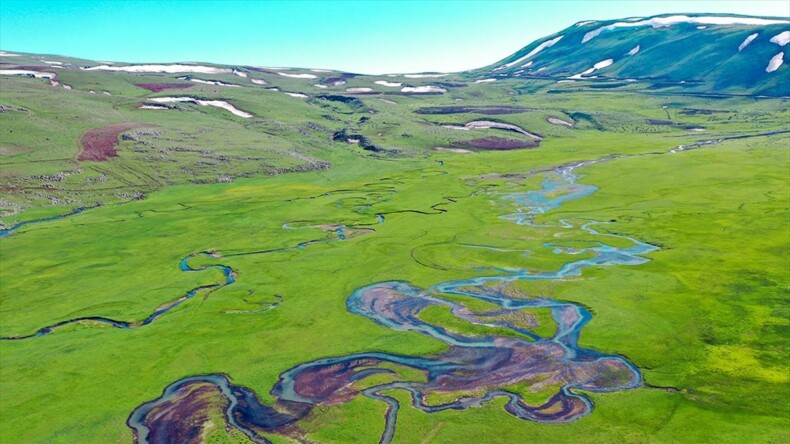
[0, 53, 788, 443]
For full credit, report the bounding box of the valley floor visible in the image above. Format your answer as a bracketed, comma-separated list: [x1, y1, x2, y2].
[0, 68, 788, 443]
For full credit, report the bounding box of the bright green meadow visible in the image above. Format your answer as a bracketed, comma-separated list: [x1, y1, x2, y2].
[0, 48, 788, 443]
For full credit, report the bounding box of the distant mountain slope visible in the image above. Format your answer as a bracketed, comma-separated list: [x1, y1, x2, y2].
[474, 14, 790, 96]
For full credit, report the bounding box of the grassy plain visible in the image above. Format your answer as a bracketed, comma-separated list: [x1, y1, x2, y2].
[0, 57, 788, 443]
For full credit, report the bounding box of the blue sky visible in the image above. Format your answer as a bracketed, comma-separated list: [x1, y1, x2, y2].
[1, 1, 788, 73]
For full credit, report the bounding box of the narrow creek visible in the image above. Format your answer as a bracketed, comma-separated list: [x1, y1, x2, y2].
[0, 205, 98, 238]
[0, 234, 351, 340]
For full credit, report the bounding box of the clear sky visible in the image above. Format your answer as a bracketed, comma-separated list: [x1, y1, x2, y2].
[1, 1, 788, 74]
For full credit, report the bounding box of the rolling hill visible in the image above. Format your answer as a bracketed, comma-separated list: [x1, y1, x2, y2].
[474, 14, 789, 96]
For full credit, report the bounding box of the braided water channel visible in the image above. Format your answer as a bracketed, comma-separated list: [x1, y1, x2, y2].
[128, 161, 659, 443]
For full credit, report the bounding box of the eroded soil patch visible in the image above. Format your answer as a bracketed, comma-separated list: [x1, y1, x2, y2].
[78, 123, 147, 161]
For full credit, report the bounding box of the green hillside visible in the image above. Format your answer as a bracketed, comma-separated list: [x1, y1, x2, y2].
[475, 14, 790, 96]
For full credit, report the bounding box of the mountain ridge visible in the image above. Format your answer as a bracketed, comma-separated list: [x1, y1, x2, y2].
[2, 13, 788, 96]
[475, 13, 789, 96]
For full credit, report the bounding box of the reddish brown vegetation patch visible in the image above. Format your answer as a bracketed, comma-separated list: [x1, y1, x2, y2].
[134, 83, 193, 92]
[455, 136, 539, 151]
[145, 383, 225, 444]
[293, 359, 368, 401]
[78, 123, 146, 161]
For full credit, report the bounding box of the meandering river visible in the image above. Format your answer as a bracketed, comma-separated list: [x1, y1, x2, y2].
[128, 162, 658, 443]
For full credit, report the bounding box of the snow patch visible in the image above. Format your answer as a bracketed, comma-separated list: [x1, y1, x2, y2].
[232, 69, 248, 78]
[139, 104, 170, 110]
[400, 86, 447, 93]
[277, 72, 318, 79]
[739, 33, 760, 51]
[0, 69, 56, 79]
[346, 87, 374, 93]
[179, 77, 240, 87]
[501, 35, 563, 69]
[43, 60, 63, 65]
[82, 64, 231, 74]
[250, 78, 267, 85]
[0, 51, 20, 57]
[628, 45, 640, 56]
[569, 59, 613, 79]
[547, 117, 573, 127]
[434, 147, 473, 153]
[150, 97, 253, 118]
[582, 15, 790, 43]
[314, 84, 328, 89]
[766, 52, 784, 72]
[521, 61, 534, 68]
[374, 80, 402, 87]
[594, 59, 614, 69]
[284, 92, 308, 98]
[770, 31, 790, 46]
[474, 78, 497, 83]
[443, 121, 542, 139]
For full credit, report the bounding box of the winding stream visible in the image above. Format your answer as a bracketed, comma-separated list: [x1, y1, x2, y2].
[0, 205, 98, 238]
[0, 233, 354, 340]
[2, 179, 400, 340]
[128, 162, 658, 443]
[0, 252, 236, 340]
